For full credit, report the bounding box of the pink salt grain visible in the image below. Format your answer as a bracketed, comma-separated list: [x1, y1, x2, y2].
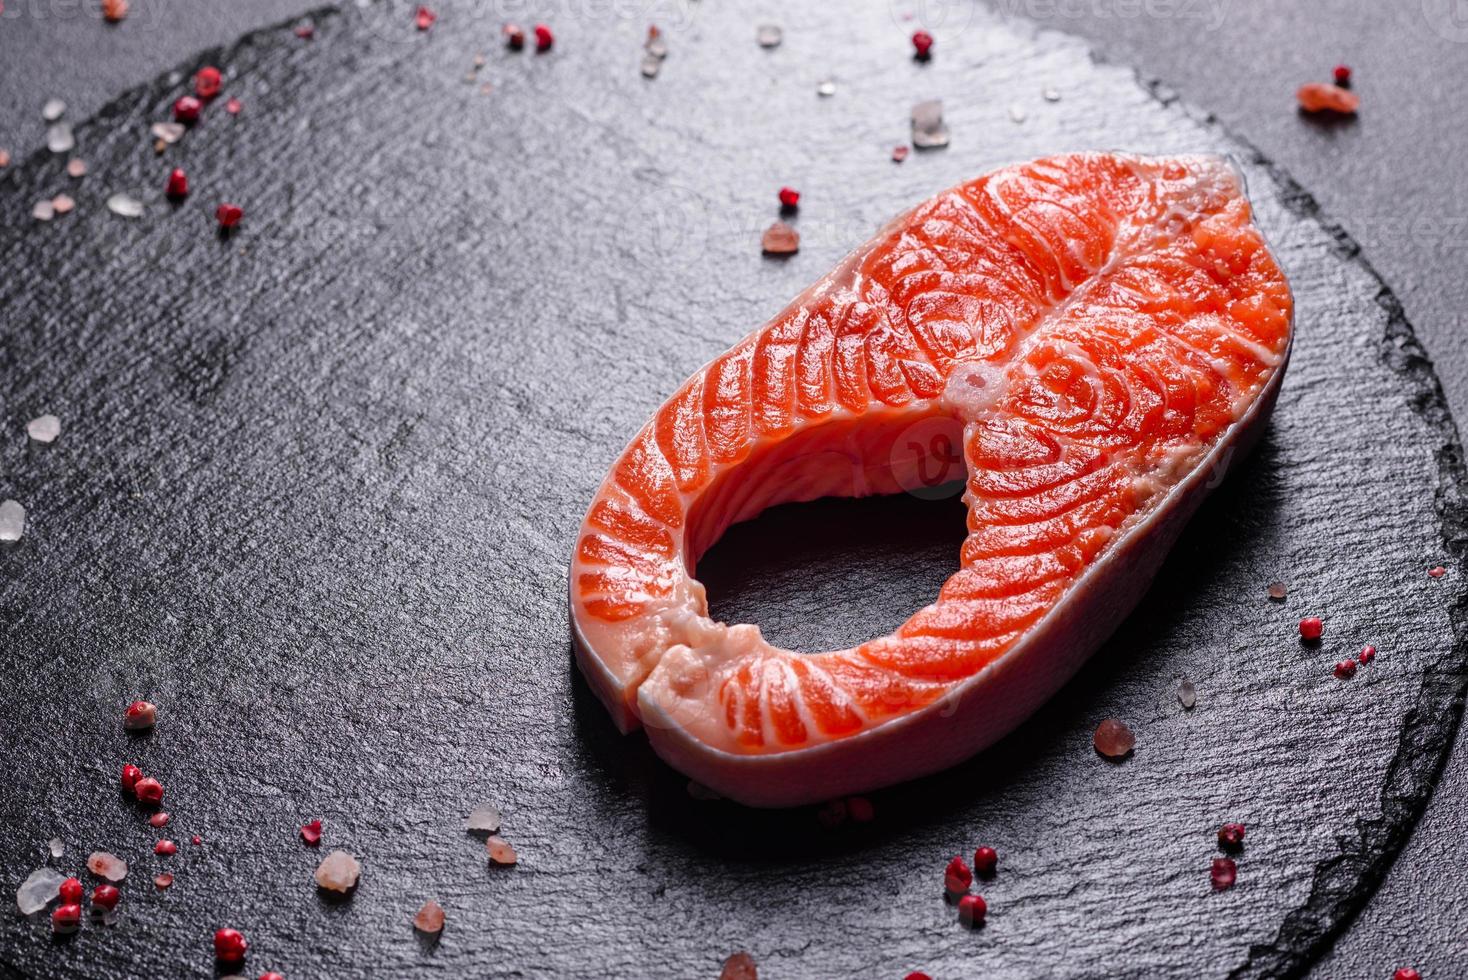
[149, 812, 171, 828]
[486, 836, 518, 866]
[153, 873, 173, 889]
[892, 145, 909, 163]
[87, 852, 128, 883]
[413, 899, 445, 934]
[720, 951, 758, 980]
[314, 850, 362, 894]
[1266, 581, 1287, 600]
[1429, 566, 1446, 578]
[761, 221, 799, 255]
[154, 840, 177, 856]
[301, 819, 322, 846]
[1093, 718, 1135, 759]
[1297, 82, 1359, 114]
[1211, 857, 1237, 890]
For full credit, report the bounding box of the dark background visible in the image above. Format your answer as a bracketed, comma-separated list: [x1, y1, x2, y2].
[1, 1, 1465, 976]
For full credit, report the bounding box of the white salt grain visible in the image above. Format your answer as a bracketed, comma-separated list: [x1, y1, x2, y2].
[42, 98, 67, 122]
[0, 500, 25, 542]
[46, 123, 75, 154]
[911, 100, 950, 149]
[150, 121, 186, 144]
[756, 24, 781, 48]
[16, 868, 65, 915]
[107, 194, 144, 218]
[465, 804, 501, 835]
[48, 838, 64, 859]
[27, 415, 61, 443]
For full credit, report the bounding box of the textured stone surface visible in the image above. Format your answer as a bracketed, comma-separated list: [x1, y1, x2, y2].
[0, 3, 1464, 978]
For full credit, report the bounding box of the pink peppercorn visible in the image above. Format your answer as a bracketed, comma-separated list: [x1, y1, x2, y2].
[957, 893, 986, 926]
[173, 96, 201, 124]
[1211, 857, 1237, 890]
[1299, 616, 1323, 641]
[944, 856, 972, 894]
[194, 66, 222, 99]
[911, 30, 934, 58]
[216, 203, 243, 229]
[972, 846, 998, 876]
[534, 23, 553, 51]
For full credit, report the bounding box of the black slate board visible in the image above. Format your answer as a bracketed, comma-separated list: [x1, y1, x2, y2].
[1, 3, 1465, 978]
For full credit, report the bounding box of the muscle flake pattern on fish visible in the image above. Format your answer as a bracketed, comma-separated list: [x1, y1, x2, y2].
[570, 153, 1292, 806]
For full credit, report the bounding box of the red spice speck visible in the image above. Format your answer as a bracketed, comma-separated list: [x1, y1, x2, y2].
[414, 5, 436, 30]
[778, 186, 800, 209]
[944, 855, 972, 894]
[153, 873, 173, 889]
[150, 811, 171, 828]
[847, 796, 874, 823]
[260, 974, 286, 980]
[1429, 566, 1446, 578]
[1218, 822, 1246, 849]
[194, 66, 222, 99]
[957, 893, 986, 927]
[972, 846, 998, 877]
[1211, 856, 1237, 891]
[1299, 616, 1324, 641]
[534, 23, 553, 51]
[191, 835, 202, 845]
[92, 884, 121, 911]
[154, 839, 177, 856]
[911, 30, 934, 59]
[51, 904, 82, 934]
[213, 927, 248, 962]
[1393, 969, 1422, 980]
[216, 203, 244, 229]
[225, 97, 242, 115]
[1333, 64, 1352, 86]
[503, 23, 525, 49]
[892, 145, 909, 163]
[905, 974, 933, 980]
[294, 23, 315, 40]
[59, 877, 84, 904]
[1333, 658, 1358, 679]
[300, 819, 323, 846]
[172, 96, 202, 125]
[134, 776, 164, 806]
[121, 764, 142, 793]
[101, 0, 128, 22]
[1358, 644, 1377, 665]
[165, 168, 188, 199]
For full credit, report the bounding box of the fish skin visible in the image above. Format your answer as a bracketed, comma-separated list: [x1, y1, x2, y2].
[570, 153, 1293, 806]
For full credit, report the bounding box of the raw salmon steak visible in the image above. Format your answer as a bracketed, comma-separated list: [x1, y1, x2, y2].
[571, 153, 1292, 807]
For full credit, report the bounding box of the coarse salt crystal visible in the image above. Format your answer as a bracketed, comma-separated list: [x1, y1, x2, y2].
[314, 850, 361, 894]
[0, 500, 25, 542]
